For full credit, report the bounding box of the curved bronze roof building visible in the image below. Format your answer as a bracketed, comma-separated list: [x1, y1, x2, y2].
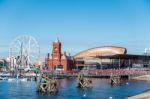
[74, 46, 127, 59]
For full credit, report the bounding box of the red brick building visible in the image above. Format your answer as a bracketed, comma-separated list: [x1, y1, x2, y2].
[45, 38, 75, 72]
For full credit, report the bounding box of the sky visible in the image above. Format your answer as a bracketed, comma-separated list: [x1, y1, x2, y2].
[1, 0, 150, 60]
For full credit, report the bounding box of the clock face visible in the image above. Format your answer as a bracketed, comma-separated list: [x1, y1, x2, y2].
[54, 47, 58, 50]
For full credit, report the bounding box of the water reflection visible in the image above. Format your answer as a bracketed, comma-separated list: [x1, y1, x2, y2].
[77, 87, 93, 98]
[58, 78, 74, 88]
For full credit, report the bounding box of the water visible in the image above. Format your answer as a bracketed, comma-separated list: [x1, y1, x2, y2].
[0, 78, 150, 99]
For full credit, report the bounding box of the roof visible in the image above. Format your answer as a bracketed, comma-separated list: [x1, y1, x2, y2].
[74, 46, 127, 59]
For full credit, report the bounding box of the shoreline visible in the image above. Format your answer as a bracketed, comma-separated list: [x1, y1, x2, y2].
[126, 90, 150, 99]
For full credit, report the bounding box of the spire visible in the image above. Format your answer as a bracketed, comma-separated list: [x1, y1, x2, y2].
[54, 37, 59, 43]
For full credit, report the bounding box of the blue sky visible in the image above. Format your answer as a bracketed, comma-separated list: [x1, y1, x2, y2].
[1, 0, 150, 60]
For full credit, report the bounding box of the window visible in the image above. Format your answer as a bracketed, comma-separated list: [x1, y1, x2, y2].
[57, 65, 63, 69]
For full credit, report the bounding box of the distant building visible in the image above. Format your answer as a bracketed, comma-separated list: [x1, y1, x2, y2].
[74, 46, 150, 70]
[0, 59, 8, 71]
[45, 38, 75, 72]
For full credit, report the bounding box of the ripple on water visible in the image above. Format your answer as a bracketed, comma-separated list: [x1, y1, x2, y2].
[0, 79, 150, 99]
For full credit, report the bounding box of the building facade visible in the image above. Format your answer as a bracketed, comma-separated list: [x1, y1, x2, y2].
[74, 46, 150, 70]
[45, 38, 75, 72]
[0, 59, 7, 71]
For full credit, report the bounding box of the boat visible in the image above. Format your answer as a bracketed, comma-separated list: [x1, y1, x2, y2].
[20, 78, 27, 82]
[0, 76, 8, 80]
[7, 77, 27, 82]
[0, 76, 3, 80]
[8, 73, 27, 82]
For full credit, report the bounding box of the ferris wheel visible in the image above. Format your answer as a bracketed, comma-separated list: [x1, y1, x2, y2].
[9, 35, 40, 70]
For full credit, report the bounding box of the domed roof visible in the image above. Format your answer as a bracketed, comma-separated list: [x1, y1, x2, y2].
[74, 46, 127, 59]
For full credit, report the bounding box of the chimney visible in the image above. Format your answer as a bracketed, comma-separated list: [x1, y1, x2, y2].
[64, 51, 67, 56]
[47, 53, 50, 58]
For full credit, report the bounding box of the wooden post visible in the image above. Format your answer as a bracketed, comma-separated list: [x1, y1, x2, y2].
[36, 74, 58, 94]
[110, 73, 121, 86]
[77, 74, 92, 88]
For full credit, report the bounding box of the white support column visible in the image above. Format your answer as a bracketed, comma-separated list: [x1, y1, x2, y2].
[129, 59, 131, 70]
[119, 58, 121, 69]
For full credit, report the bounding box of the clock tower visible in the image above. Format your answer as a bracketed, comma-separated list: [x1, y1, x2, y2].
[45, 37, 75, 72]
[51, 38, 61, 69]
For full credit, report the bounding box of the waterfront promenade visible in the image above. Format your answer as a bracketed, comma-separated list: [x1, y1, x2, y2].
[1, 69, 150, 79]
[127, 91, 150, 99]
[132, 75, 150, 81]
[47, 69, 150, 78]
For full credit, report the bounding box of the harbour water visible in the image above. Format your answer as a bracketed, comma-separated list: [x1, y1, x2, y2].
[0, 78, 150, 99]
